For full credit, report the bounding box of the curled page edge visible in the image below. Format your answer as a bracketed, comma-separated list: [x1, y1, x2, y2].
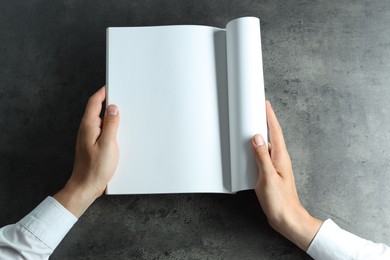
[226, 17, 267, 192]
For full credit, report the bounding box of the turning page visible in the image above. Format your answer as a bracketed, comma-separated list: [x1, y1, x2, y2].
[226, 17, 267, 192]
[106, 24, 230, 194]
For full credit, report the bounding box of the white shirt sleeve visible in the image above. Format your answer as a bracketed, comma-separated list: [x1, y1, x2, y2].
[307, 219, 390, 260]
[0, 196, 78, 260]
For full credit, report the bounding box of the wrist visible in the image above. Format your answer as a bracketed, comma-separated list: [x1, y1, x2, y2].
[274, 206, 323, 251]
[53, 180, 99, 218]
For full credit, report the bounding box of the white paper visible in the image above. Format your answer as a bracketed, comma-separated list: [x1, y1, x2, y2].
[106, 25, 231, 194]
[106, 17, 266, 194]
[226, 17, 267, 192]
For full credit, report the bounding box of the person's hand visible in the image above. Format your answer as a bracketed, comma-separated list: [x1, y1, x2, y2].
[54, 87, 120, 218]
[252, 101, 322, 251]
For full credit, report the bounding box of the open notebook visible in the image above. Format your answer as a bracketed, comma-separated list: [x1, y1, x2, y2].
[106, 17, 267, 194]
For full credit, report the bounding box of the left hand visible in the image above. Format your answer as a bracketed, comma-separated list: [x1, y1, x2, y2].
[54, 86, 120, 218]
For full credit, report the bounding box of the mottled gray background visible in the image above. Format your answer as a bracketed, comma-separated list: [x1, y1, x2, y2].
[1, 0, 389, 259]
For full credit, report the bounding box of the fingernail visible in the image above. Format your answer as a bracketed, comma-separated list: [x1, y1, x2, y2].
[253, 134, 265, 147]
[107, 105, 118, 116]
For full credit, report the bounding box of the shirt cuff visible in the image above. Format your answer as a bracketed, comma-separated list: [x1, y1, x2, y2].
[19, 196, 78, 250]
[307, 219, 369, 260]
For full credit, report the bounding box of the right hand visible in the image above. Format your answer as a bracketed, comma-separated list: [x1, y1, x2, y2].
[251, 101, 322, 251]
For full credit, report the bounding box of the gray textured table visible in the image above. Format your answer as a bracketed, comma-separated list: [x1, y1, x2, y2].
[1, 1, 389, 259]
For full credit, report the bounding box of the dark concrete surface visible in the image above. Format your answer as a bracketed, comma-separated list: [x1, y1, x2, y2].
[1, 0, 390, 259]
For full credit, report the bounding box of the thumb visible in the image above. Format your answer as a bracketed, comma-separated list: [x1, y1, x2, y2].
[252, 134, 275, 177]
[100, 105, 120, 145]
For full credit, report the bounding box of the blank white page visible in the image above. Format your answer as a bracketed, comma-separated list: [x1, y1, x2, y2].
[226, 17, 267, 192]
[106, 25, 230, 194]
